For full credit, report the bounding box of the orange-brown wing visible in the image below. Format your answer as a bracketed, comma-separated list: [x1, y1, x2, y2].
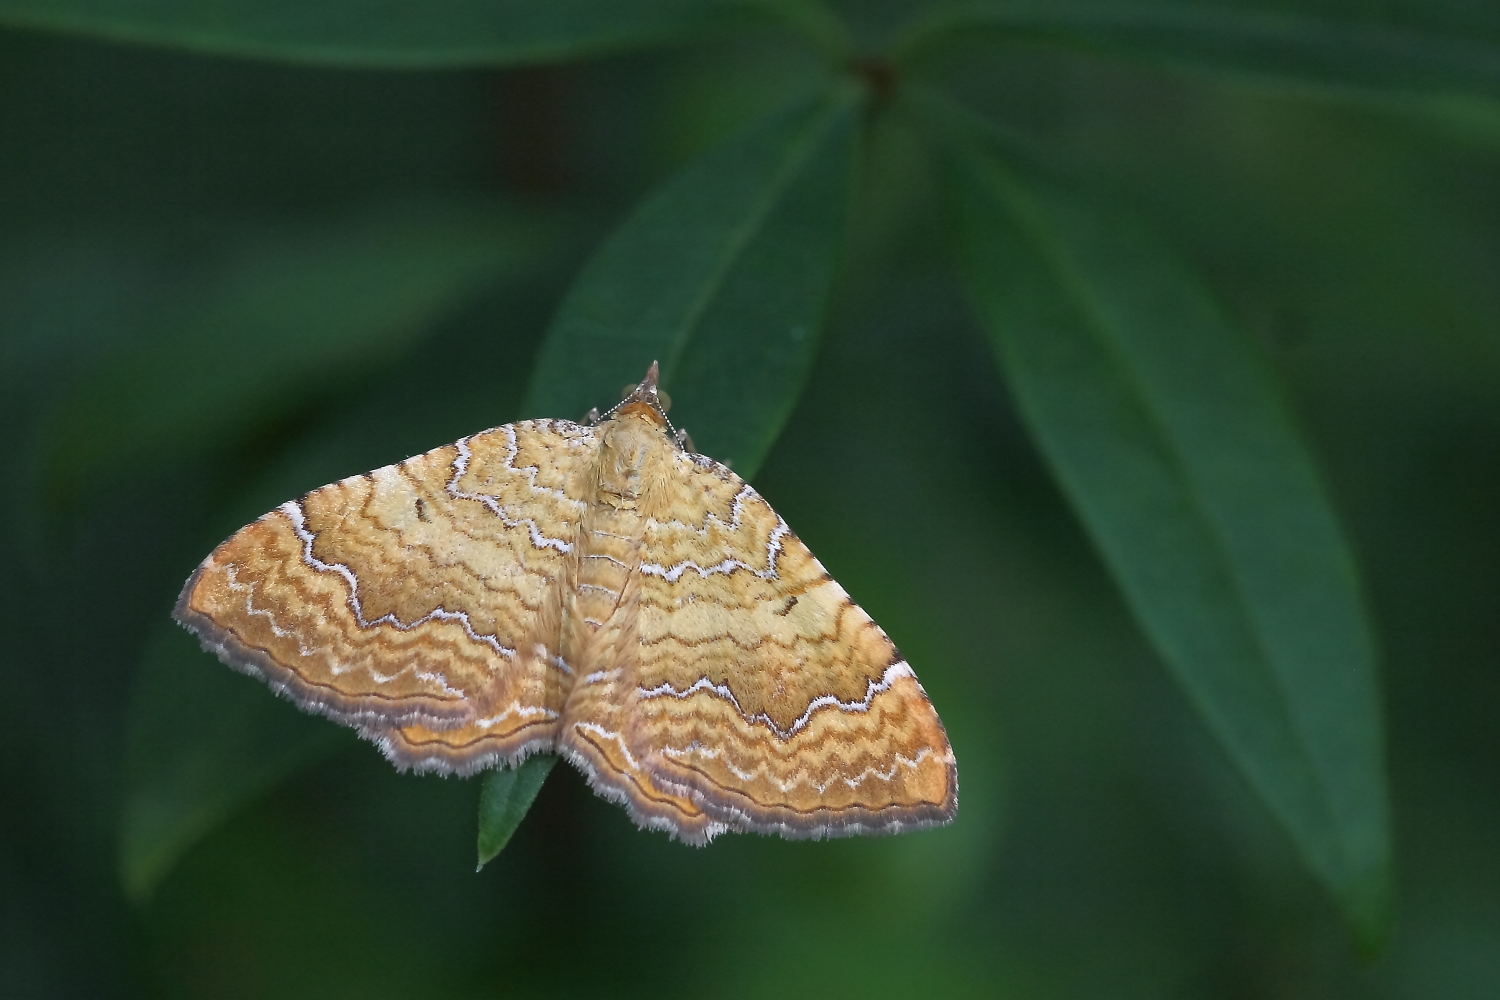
[559, 452, 957, 843]
[175, 419, 597, 774]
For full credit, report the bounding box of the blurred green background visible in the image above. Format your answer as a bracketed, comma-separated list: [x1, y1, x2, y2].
[2, 2, 1499, 997]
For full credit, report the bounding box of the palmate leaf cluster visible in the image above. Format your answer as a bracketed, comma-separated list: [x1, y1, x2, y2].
[3, 1, 1499, 995]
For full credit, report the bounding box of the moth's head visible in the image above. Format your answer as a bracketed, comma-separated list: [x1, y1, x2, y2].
[599, 361, 691, 450]
[619, 360, 669, 420]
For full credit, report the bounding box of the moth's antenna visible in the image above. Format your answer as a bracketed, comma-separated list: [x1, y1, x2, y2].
[593, 361, 693, 451]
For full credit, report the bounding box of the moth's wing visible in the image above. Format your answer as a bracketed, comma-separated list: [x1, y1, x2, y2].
[176, 419, 596, 773]
[563, 452, 957, 844]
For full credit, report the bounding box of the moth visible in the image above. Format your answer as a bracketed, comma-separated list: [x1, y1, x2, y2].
[177, 363, 956, 843]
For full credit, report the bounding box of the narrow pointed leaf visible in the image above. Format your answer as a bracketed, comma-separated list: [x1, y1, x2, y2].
[0, 0, 755, 68]
[476, 755, 557, 869]
[527, 85, 860, 476]
[933, 106, 1391, 944]
[900, 3, 1500, 101]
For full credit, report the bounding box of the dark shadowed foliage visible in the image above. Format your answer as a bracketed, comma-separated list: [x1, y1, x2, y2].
[2, 1, 1499, 997]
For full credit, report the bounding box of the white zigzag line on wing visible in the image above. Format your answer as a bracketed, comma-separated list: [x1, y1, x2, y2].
[556, 744, 732, 843]
[225, 565, 317, 658]
[572, 722, 643, 773]
[500, 423, 590, 506]
[637, 660, 915, 739]
[660, 743, 934, 793]
[639, 485, 792, 587]
[642, 484, 790, 582]
[448, 436, 574, 553]
[648, 482, 756, 536]
[280, 500, 517, 687]
[582, 669, 621, 685]
[639, 522, 790, 583]
[474, 701, 559, 729]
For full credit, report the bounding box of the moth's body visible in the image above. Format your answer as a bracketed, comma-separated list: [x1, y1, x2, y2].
[176, 366, 956, 843]
[556, 402, 666, 819]
[568, 401, 667, 642]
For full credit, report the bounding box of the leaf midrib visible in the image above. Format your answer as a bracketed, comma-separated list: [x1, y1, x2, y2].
[659, 88, 856, 386]
[976, 157, 1347, 868]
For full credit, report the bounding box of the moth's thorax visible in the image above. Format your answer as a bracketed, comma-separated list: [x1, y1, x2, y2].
[566, 404, 673, 647]
[593, 403, 674, 512]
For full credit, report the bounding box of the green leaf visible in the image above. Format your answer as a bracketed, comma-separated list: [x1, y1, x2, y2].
[476, 755, 557, 870]
[43, 201, 548, 501]
[0, 0, 756, 68]
[526, 85, 860, 477]
[899, 2, 1500, 101]
[121, 621, 346, 901]
[930, 102, 1392, 946]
